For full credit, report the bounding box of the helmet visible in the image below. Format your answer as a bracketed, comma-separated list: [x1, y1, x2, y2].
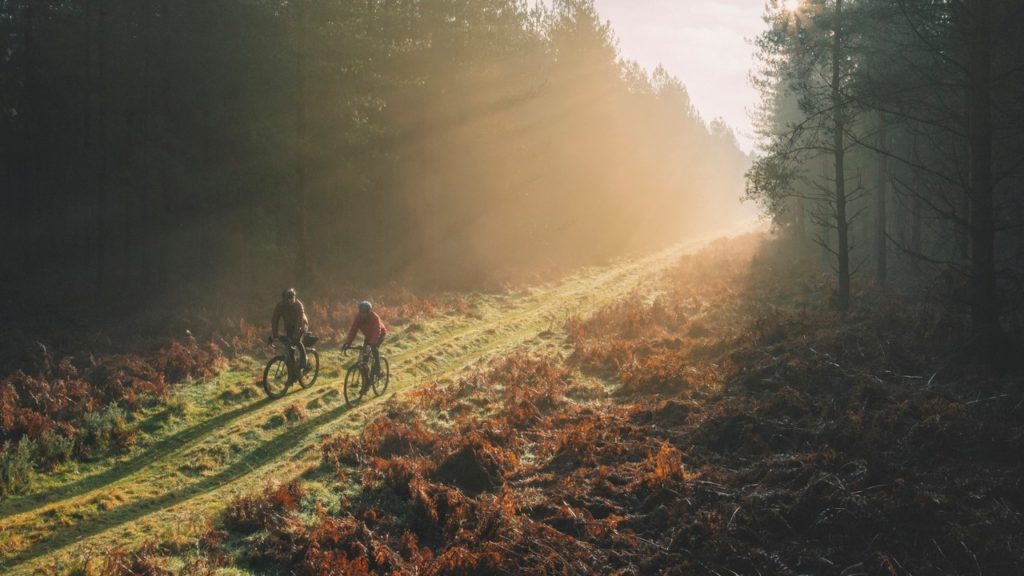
[283, 288, 296, 300]
[358, 300, 372, 313]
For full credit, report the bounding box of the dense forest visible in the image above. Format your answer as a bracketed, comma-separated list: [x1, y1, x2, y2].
[0, 0, 749, 312]
[747, 0, 1024, 363]
[3, 0, 1024, 573]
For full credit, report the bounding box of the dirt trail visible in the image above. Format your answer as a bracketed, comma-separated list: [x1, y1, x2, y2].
[0, 229, 746, 574]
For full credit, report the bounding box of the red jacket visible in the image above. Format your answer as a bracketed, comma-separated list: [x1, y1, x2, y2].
[344, 311, 387, 346]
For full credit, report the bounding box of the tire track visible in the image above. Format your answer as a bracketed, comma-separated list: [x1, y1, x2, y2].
[0, 233, 724, 574]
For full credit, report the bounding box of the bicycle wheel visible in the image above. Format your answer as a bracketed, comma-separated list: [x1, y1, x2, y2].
[372, 357, 390, 396]
[262, 357, 291, 399]
[343, 364, 366, 406]
[298, 349, 320, 389]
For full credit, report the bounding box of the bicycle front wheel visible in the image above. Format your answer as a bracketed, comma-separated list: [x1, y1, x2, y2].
[263, 357, 291, 399]
[343, 364, 366, 406]
[372, 357, 390, 396]
[298, 349, 320, 389]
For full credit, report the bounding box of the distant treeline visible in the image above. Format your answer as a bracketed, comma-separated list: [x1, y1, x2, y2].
[0, 0, 750, 308]
[747, 0, 1024, 362]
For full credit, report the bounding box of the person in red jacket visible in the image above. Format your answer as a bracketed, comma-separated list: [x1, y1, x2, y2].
[342, 300, 388, 382]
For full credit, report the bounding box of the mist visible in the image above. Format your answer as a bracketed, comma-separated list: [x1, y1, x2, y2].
[0, 0, 752, 314]
[3, 1, 1024, 572]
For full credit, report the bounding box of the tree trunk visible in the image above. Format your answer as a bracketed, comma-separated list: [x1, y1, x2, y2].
[832, 0, 850, 310]
[35, 0, 56, 265]
[157, 0, 170, 289]
[119, 4, 135, 289]
[911, 180, 923, 274]
[294, 0, 310, 281]
[84, 0, 94, 280]
[141, 0, 155, 289]
[20, 0, 36, 277]
[96, 0, 108, 293]
[200, 106, 216, 277]
[875, 111, 888, 284]
[958, 192, 970, 263]
[967, 0, 1004, 360]
[796, 197, 806, 239]
[819, 155, 831, 270]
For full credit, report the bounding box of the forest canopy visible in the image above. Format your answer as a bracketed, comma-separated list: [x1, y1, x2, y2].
[746, 0, 1024, 361]
[0, 0, 751, 311]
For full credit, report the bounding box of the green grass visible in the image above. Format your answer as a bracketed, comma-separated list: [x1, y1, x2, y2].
[0, 232, 732, 574]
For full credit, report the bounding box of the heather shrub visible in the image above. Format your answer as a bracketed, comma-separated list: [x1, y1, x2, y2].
[0, 438, 35, 496]
[35, 429, 75, 470]
[283, 401, 308, 423]
[78, 403, 136, 459]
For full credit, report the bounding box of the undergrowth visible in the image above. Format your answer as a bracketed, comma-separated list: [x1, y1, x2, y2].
[45, 232, 1024, 574]
[0, 285, 476, 498]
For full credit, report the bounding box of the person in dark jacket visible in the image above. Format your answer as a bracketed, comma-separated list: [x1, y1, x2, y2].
[341, 300, 387, 384]
[271, 288, 309, 369]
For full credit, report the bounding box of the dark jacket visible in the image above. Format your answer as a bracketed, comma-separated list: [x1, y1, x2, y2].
[272, 299, 309, 337]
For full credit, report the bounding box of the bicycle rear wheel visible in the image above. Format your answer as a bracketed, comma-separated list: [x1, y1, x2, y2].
[372, 357, 390, 396]
[343, 364, 366, 406]
[263, 357, 291, 399]
[298, 349, 320, 388]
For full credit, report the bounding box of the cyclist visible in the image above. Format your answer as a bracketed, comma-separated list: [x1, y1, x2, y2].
[341, 300, 388, 388]
[270, 288, 309, 371]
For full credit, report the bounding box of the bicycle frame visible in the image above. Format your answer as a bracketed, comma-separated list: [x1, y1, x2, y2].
[274, 336, 314, 373]
[345, 344, 374, 369]
[274, 339, 297, 370]
[263, 335, 320, 399]
[341, 343, 388, 405]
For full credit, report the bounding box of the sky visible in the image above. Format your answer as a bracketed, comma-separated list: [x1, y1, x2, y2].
[591, 0, 766, 152]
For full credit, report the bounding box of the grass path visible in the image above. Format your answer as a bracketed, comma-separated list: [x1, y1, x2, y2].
[0, 230, 739, 574]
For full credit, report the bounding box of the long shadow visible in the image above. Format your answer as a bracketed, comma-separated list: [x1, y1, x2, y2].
[2, 253, 682, 571]
[0, 397, 272, 519]
[0, 395, 358, 572]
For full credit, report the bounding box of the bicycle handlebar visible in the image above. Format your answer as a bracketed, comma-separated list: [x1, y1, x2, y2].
[341, 343, 374, 355]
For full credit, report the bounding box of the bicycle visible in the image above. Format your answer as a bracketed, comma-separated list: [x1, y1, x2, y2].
[342, 343, 390, 406]
[262, 334, 320, 399]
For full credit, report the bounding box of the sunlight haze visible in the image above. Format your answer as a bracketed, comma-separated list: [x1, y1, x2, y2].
[2, 0, 1022, 571]
[593, 0, 764, 151]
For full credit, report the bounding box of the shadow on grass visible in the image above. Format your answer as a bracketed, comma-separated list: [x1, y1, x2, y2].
[0, 258, 675, 570]
[0, 395, 359, 572]
[0, 397, 272, 519]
